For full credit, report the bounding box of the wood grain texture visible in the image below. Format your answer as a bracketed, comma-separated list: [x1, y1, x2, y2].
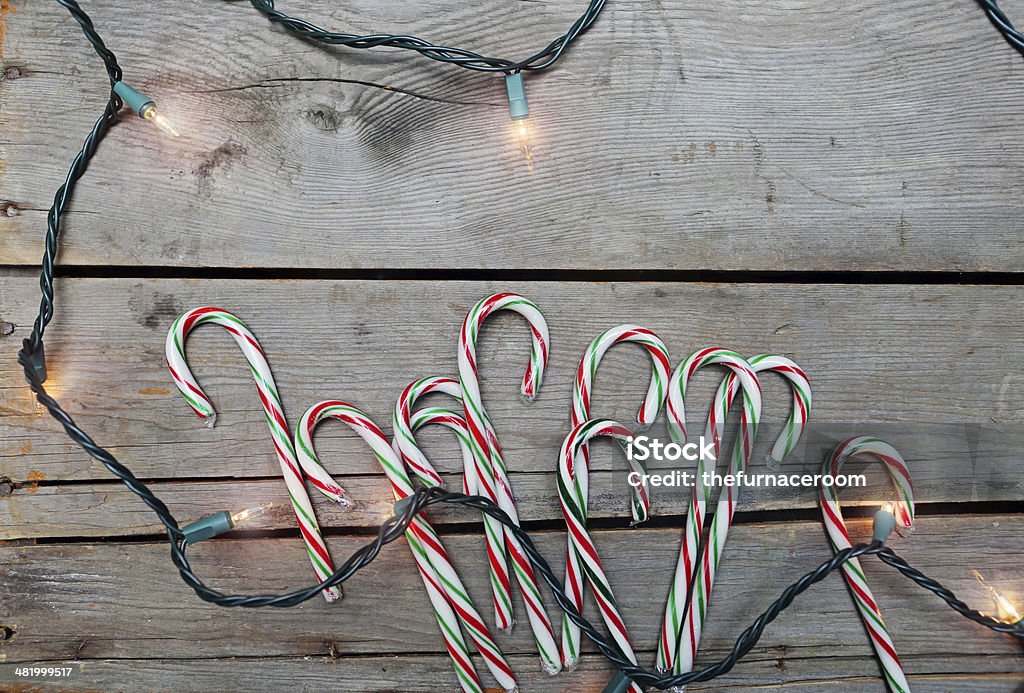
[1, 657, 1022, 693]
[1, 515, 1022, 691]
[2, 0, 1024, 271]
[1, 278, 1021, 487]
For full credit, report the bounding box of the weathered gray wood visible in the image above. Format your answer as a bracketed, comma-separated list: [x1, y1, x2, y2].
[1, 655, 1021, 693]
[2, 0, 1023, 271]
[2, 458, 1022, 540]
[2, 278, 1021, 487]
[1, 515, 1022, 691]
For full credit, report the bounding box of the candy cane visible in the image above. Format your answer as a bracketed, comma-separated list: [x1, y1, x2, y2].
[296, 400, 518, 693]
[556, 418, 642, 685]
[820, 436, 915, 693]
[393, 376, 509, 616]
[561, 325, 671, 672]
[165, 307, 340, 602]
[458, 293, 561, 674]
[657, 347, 762, 673]
[675, 354, 811, 675]
[393, 376, 498, 493]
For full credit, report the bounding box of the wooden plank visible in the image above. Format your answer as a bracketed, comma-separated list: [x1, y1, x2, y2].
[2, 457, 1022, 540]
[2, 278, 1021, 487]
[1, 515, 1022, 689]
[1, 655, 1022, 693]
[2, 0, 1023, 271]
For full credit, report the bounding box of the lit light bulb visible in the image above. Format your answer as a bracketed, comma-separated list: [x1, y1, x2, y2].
[974, 570, 1023, 624]
[514, 118, 534, 167]
[112, 81, 179, 137]
[142, 107, 180, 138]
[230, 503, 273, 526]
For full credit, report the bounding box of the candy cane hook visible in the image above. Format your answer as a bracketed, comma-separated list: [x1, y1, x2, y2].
[393, 376, 500, 493]
[296, 400, 518, 693]
[165, 307, 341, 602]
[658, 347, 762, 673]
[675, 354, 811, 676]
[458, 293, 561, 674]
[562, 324, 671, 671]
[820, 436, 915, 693]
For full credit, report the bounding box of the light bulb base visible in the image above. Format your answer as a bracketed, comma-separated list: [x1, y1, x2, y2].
[113, 81, 155, 118]
[392, 495, 416, 519]
[182, 511, 234, 544]
[505, 73, 530, 121]
[21, 339, 47, 384]
[872, 509, 897, 543]
[602, 671, 635, 693]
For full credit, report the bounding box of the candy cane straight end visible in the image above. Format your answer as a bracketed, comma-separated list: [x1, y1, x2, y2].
[765, 452, 781, 471]
[540, 658, 561, 676]
[322, 586, 342, 602]
[202, 412, 217, 429]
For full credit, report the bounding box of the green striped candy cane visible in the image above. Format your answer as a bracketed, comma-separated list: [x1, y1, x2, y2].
[165, 307, 340, 602]
[675, 354, 811, 676]
[561, 324, 671, 672]
[820, 436, 915, 693]
[296, 400, 518, 693]
[657, 347, 762, 673]
[458, 292, 561, 674]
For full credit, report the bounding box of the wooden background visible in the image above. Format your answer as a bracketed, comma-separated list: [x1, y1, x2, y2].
[1, 0, 1023, 691]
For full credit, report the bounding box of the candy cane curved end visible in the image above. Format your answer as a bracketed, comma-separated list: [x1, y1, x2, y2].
[460, 293, 551, 402]
[824, 436, 916, 534]
[574, 324, 671, 432]
[393, 376, 463, 489]
[165, 306, 244, 425]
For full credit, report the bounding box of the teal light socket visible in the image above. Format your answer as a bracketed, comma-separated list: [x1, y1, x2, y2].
[113, 81, 155, 118]
[601, 671, 635, 693]
[505, 73, 529, 121]
[872, 509, 897, 543]
[182, 511, 234, 544]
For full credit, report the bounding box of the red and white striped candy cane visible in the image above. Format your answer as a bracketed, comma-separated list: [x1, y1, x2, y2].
[657, 347, 762, 673]
[393, 376, 507, 613]
[393, 376, 498, 492]
[296, 400, 517, 693]
[675, 354, 811, 675]
[820, 436, 915, 693]
[561, 324, 671, 672]
[459, 293, 561, 674]
[556, 418, 642, 690]
[165, 307, 340, 602]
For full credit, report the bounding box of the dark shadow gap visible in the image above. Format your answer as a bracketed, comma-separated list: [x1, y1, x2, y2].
[1, 265, 1021, 285]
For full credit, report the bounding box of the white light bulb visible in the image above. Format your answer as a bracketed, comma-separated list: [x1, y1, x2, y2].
[231, 502, 273, 526]
[974, 570, 1022, 624]
[143, 107, 180, 137]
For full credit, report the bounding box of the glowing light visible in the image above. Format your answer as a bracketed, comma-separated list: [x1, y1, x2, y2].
[143, 107, 180, 137]
[231, 502, 273, 526]
[974, 570, 1022, 623]
[513, 118, 534, 170]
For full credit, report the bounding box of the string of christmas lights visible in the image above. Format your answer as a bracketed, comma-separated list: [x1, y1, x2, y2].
[15, 1, 1024, 691]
